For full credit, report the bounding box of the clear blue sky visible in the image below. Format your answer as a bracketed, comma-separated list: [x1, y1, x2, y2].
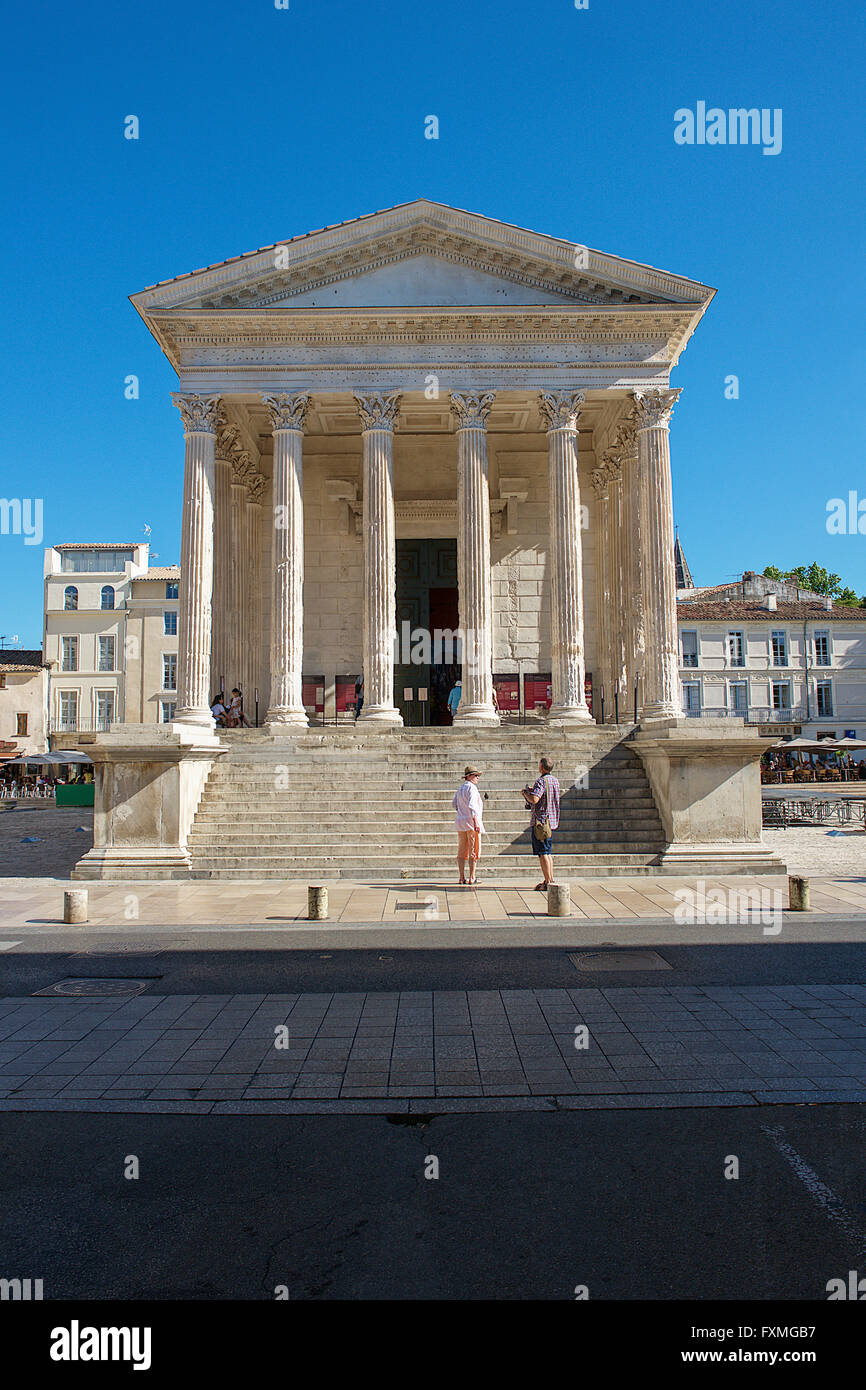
[1, 0, 864, 646]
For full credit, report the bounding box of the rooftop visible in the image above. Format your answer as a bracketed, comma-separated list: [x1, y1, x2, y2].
[0, 648, 45, 671]
[677, 599, 866, 622]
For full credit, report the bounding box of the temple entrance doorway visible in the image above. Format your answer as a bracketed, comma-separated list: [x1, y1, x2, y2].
[394, 538, 459, 726]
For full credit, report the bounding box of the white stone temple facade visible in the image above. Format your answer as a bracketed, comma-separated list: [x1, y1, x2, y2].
[74, 201, 782, 879]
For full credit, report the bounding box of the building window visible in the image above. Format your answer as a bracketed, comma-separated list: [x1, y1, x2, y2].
[64, 585, 78, 611]
[16, 713, 28, 737]
[61, 636, 78, 672]
[729, 682, 748, 714]
[771, 629, 788, 667]
[816, 681, 834, 717]
[165, 581, 178, 599]
[162, 653, 177, 691]
[161, 701, 177, 723]
[682, 682, 701, 713]
[61, 548, 134, 573]
[100, 585, 115, 611]
[96, 691, 115, 730]
[97, 636, 116, 672]
[681, 630, 699, 668]
[727, 630, 745, 667]
[59, 691, 78, 731]
[0, 674, 5, 689]
[163, 611, 177, 636]
[814, 630, 830, 667]
[772, 681, 791, 711]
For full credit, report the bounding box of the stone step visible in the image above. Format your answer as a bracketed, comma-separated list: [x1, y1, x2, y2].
[187, 833, 662, 850]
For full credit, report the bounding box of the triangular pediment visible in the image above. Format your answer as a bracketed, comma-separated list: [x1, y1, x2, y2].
[134, 200, 714, 318]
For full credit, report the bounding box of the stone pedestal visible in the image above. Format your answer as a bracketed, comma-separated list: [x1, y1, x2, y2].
[631, 718, 786, 871]
[451, 392, 499, 726]
[72, 725, 226, 880]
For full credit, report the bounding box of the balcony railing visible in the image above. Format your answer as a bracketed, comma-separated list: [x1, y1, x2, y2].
[682, 706, 809, 723]
[49, 717, 114, 734]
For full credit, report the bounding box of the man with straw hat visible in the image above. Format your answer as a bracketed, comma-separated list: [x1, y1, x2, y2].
[452, 764, 485, 887]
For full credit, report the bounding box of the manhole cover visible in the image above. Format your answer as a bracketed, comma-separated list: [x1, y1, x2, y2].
[32, 978, 154, 998]
[568, 950, 673, 972]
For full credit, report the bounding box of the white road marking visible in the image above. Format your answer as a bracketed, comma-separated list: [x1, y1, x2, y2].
[761, 1123, 866, 1254]
[0, 941, 22, 950]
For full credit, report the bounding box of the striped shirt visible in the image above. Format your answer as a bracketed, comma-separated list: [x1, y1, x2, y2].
[530, 775, 560, 830]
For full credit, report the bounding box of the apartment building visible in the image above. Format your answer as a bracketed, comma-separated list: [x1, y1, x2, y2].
[0, 649, 48, 756]
[43, 543, 178, 743]
[677, 571, 866, 739]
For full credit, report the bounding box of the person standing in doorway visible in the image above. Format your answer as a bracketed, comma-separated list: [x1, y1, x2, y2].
[523, 755, 560, 892]
[447, 677, 462, 721]
[452, 764, 484, 886]
[354, 674, 364, 719]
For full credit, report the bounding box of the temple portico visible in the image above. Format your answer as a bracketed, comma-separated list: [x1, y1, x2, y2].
[74, 201, 782, 880]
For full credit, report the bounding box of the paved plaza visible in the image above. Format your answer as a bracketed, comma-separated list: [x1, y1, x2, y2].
[3, 983, 866, 1113]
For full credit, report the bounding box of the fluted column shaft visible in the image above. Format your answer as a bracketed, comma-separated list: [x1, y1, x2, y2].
[263, 393, 309, 727]
[635, 388, 683, 720]
[211, 453, 232, 692]
[243, 486, 263, 713]
[539, 391, 592, 724]
[171, 394, 220, 727]
[355, 392, 403, 725]
[606, 455, 626, 693]
[229, 473, 248, 692]
[450, 393, 498, 725]
[618, 422, 643, 711]
[590, 470, 611, 717]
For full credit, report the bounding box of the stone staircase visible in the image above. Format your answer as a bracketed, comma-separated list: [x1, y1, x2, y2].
[187, 725, 678, 879]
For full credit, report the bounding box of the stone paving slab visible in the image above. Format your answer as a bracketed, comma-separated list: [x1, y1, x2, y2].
[1, 984, 866, 1111]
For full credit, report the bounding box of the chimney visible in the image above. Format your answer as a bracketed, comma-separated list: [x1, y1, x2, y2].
[764, 594, 777, 611]
[824, 594, 833, 611]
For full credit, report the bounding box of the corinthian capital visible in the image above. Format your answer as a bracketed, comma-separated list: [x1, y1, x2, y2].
[449, 391, 496, 430]
[590, 467, 611, 500]
[615, 416, 638, 459]
[633, 388, 681, 431]
[538, 390, 585, 432]
[215, 423, 242, 463]
[231, 450, 253, 485]
[246, 471, 266, 504]
[602, 448, 623, 482]
[262, 392, 310, 432]
[171, 393, 221, 435]
[353, 391, 402, 431]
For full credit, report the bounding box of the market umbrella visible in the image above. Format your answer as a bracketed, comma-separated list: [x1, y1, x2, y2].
[832, 737, 866, 750]
[44, 751, 93, 764]
[772, 737, 829, 753]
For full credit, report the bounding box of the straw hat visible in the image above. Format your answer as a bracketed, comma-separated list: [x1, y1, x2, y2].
[464, 765, 481, 777]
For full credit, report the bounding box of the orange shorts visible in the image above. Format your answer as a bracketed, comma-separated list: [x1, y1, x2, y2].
[457, 829, 481, 861]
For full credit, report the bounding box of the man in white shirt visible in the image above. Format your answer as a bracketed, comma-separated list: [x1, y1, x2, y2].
[451, 764, 485, 886]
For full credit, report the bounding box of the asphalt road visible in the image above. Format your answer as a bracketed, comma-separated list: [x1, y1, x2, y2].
[3, 936, 866, 997]
[2, 1104, 865, 1300]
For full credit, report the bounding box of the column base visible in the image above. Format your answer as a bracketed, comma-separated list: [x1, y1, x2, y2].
[452, 705, 500, 727]
[640, 700, 683, 724]
[547, 703, 594, 726]
[266, 707, 309, 731]
[357, 705, 403, 728]
[173, 707, 216, 731]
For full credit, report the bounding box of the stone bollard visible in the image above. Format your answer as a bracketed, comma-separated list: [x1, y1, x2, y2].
[308, 885, 328, 920]
[63, 889, 88, 925]
[547, 882, 571, 917]
[788, 875, 810, 912]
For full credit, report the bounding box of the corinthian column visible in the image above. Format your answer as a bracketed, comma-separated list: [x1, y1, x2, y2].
[171, 393, 220, 727]
[262, 392, 309, 728]
[449, 392, 499, 726]
[244, 471, 265, 716]
[616, 416, 643, 712]
[354, 392, 403, 726]
[539, 390, 593, 724]
[590, 465, 611, 717]
[634, 388, 682, 720]
[228, 452, 251, 693]
[211, 418, 236, 693]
